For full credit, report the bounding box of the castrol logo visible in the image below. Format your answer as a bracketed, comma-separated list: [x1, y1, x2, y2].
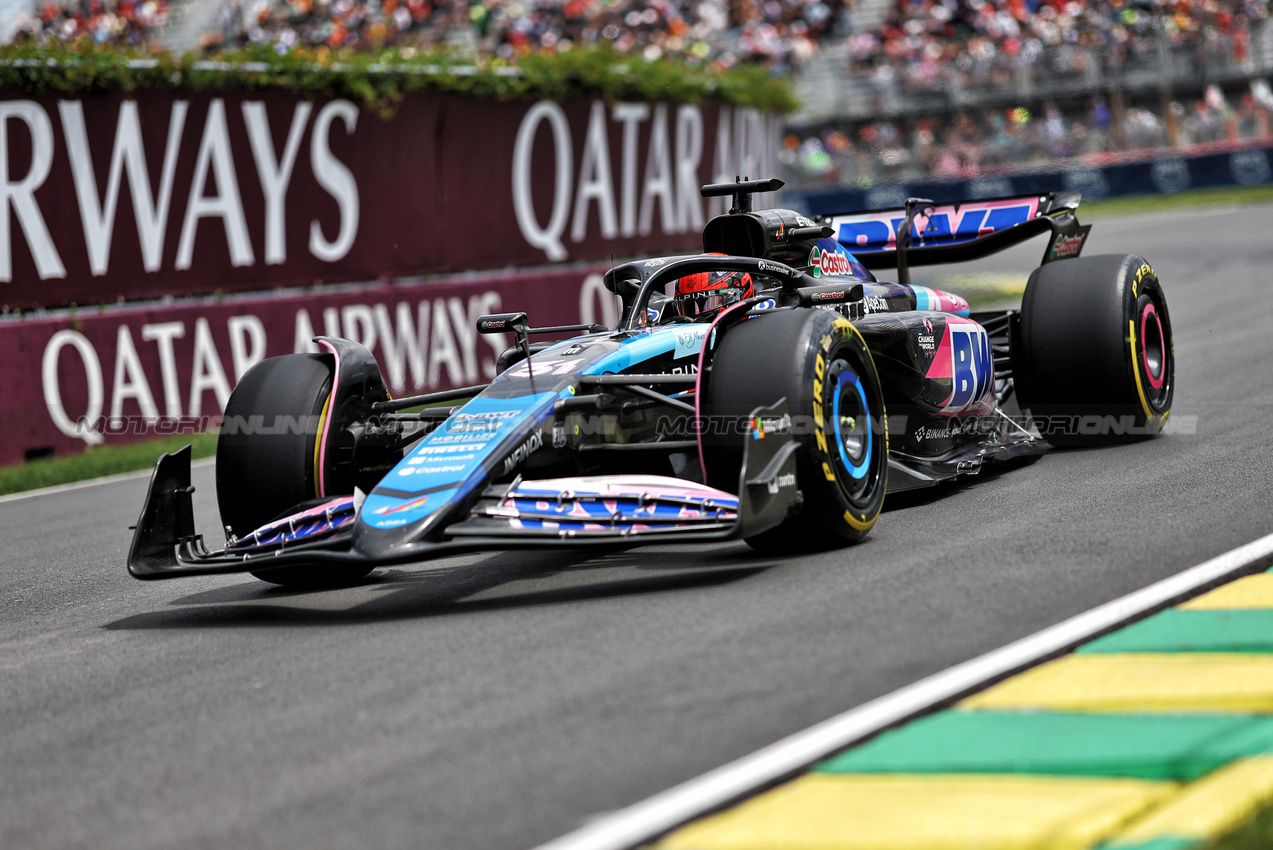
[810, 246, 853, 276]
[1050, 233, 1084, 259]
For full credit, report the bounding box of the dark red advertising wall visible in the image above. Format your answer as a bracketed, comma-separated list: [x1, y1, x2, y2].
[0, 90, 782, 310]
[0, 88, 781, 463]
[1, 266, 623, 465]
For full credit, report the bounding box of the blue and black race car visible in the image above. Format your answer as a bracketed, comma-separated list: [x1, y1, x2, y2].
[128, 178, 1173, 586]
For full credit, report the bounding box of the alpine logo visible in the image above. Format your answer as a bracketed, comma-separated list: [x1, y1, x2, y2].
[925, 320, 993, 414]
[809, 246, 854, 277]
[374, 494, 430, 516]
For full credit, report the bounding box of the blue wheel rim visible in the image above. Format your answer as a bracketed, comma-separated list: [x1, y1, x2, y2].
[832, 368, 872, 481]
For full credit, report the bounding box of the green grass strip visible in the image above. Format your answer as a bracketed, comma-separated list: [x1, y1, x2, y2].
[1078, 610, 1273, 654]
[0, 433, 218, 497]
[1102, 839, 1202, 850]
[1080, 184, 1273, 220]
[816, 711, 1273, 781]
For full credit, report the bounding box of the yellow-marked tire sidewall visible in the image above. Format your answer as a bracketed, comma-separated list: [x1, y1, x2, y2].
[703, 308, 888, 551]
[1015, 253, 1174, 446]
[1126, 263, 1174, 428]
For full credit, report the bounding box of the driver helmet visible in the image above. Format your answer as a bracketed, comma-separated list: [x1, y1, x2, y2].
[674, 267, 755, 320]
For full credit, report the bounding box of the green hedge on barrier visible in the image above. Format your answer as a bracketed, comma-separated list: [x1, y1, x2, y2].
[0, 42, 798, 114]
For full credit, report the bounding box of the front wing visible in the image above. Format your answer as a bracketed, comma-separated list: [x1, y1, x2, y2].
[127, 401, 801, 581]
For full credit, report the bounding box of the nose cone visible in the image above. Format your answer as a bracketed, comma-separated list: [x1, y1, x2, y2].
[352, 502, 455, 561]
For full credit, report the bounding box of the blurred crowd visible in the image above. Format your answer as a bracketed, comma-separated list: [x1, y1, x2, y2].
[9, 0, 1267, 81]
[11, 0, 168, 46]
[192, 0, 846, 70]
[8, 0, 1273, 188]
[850, 0, 1270, 108]
[783, 81, 1273, 186]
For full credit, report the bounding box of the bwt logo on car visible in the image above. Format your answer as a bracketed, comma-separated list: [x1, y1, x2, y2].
[928, 322, 993, 414]
[834, 199, 1039, 250]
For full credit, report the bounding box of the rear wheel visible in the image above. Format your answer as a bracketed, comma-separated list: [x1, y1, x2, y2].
[1013, 254, 1173, 447]
[703, 309, 888, 552]
[217, 354, 374, 587]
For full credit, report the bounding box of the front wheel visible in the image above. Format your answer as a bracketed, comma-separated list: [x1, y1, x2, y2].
[703, 309, 888, 552]
[217, 353, 375, 587]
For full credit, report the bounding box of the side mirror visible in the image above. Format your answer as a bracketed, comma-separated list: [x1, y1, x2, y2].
[476, 313, 528, 335]
[795, 283, 863, 308]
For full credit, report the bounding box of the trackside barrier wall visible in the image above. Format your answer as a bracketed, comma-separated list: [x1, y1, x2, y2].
[0, 90, 781, 310]
[0, 266, 618, 465]
[0, 87, 782, 464]
[792, 141, 1273, 213]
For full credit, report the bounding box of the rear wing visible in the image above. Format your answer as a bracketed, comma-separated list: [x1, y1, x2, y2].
[826, 192, 1091, 270]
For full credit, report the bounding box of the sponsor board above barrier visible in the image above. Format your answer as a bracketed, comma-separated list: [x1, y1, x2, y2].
[794, 142, 1273, 215]
[0, 90, 781, 310]
[0, 266, 620, 466]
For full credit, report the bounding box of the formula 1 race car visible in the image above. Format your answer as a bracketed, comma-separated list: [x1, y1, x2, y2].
[128, 178, 1173, 586]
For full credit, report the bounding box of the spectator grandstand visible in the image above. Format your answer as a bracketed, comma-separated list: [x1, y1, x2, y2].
[4, 0, 848, 72]
[9, 0, 168, 46]
[3, 0, 1270, 188]
[194, 0, 846, 71]
[784, 0, 1273, 186]
[780, 82, 1273, 188]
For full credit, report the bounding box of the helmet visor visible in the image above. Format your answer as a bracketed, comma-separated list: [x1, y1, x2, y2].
[676, 285, 748, 317]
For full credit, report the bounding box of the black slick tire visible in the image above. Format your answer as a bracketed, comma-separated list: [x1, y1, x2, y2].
[216, 354, 374, 587]
[1013, 254, 1173, 447]
[703, 309, 888, 552]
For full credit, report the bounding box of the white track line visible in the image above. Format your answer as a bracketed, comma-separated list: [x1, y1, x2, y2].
[0, 457, 216, 505]
[532, 530, 1273, 850]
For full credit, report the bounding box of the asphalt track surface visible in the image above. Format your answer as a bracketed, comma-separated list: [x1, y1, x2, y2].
[3, 204, 1272, 850]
